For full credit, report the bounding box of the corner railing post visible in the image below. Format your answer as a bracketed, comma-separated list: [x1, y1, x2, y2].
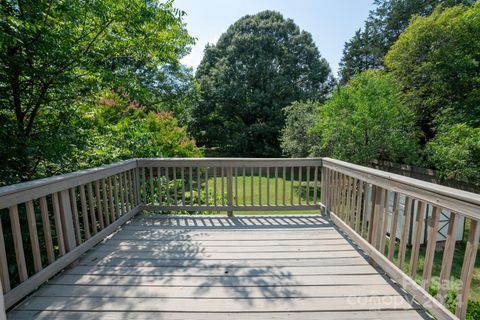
[320, 165, 327, 216]
[0, 278, 5, 320]
[227, 166, 233, 217]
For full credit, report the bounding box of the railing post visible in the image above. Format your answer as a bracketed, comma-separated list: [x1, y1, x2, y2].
[59, 189, 77, 252]
[227, 167, 233, 217]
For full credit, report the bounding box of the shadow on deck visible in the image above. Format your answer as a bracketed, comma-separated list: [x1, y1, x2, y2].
[8, 214, 431, 320]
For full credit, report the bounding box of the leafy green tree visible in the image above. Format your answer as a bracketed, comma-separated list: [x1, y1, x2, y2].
[189, 11, 334, 157]
[385, 3, 480, 142]
[425, 124, 480, 184]
[0, 0, 194, 183]
[339, 0, 472, 83]
[78, 91, 202, 168]
[280, 101, 321, 158]
[312, 70, 418, 165]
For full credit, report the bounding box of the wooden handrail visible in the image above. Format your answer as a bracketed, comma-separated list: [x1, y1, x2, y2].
[0, 157, 478, 320]
[321, 158, 480, 320]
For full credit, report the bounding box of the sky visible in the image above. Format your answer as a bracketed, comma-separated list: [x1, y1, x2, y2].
[173, 0, 376, 76]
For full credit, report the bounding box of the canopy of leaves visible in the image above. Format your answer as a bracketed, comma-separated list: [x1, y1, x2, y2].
[385, 3, 480, 141]
[425, 124, 480, 184]
[189, 10, 334, 157]
[338, 0, 472, 83]
[0, 0, 194, 183]
[79, 91, 202, 168]
[280, 100, 321, 158]
[312, 70, 418, 165]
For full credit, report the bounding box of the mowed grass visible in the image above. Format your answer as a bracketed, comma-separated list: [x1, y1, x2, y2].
[206, 174, 320, 215]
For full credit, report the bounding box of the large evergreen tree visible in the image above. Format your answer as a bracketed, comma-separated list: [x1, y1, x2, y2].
[189, 11, 334, 157]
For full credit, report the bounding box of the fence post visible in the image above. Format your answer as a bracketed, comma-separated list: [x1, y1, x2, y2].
[227, 167, 233, 217]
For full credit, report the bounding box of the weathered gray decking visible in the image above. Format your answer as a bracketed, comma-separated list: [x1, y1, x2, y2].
[8, 214, 429, 320]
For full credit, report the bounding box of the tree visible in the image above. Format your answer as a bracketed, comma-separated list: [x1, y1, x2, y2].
[425, 124, 480, 184]
[312, 70, 418, 165]
[189, 11, 334, 157]
[385, 4, 480, 142]
[280, 101, 321, 158]
[79, 90, 202, 168]
[338, 0, 472, 83]
[0, 0, 194, 183]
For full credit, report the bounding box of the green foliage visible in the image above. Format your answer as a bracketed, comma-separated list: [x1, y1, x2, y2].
[385, 4, 480, 141]
[425, 124, 480, 183]
[280, 101, 321, 158]
[339, 0, 472, 83]
[79, 91, 202, 168]
[189, 10, 334, 157]
[0, 0, 194, 183]
[312, 70, 418, 165]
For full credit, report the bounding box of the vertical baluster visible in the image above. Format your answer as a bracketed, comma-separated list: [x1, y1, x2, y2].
[205, 167, 208, 205]
[157, 167, 163, 206]
[282, 167, 286, 206]
[387, 193, 400, 261]
[250, 168, 254, 206]
[141, 167, 146, 205]
[227, 167, 233, 216]
[235, 167, 238, 206]
[189, 167, 193, 206]
[221, 167, 225, 206]
[266, 167, 270, 207]
[456, 219, 480, 319]
[108, 177, 115, 223]
[354, 179, 363, 232]
[9, 205, 28, 281]
[181, 167, 186, 206]
[313, 166, 318, 205]
[368, 185, 381, 244]
[87, 183, 98, 233]
[213, 167, 217, 207]
[298, 167, 302, 206]
[79, 186, 90, 240]
[410, 200, 427, 278]
[274, 167, 278, 206]
[148, 168, 153, 206]
[0, 219, 10, 291]
[378, 189, 390, 254]
[95, 180, 104, 230]
[113, 176, 120, 219]
[26, 200, 42, 272]
[339, 174, 346, 220]
[422, 206, 441, 290]
[124, 171, 130, 210]
[128, 170, 135, 209]
[437, 212, 458, 302]
[196, 167, 201, 206]
[242, 167, 246, 206]
[306, 166, 310, 205]
[290, 166, 294, 206]
[101, 179, 110, 226]
[258, 167, 262, 206]
[69, 188, 82, 245]
[398, 196, 412, 270]
[118, 175, 125, 215]
[345, 176, 353, 225]
[361, 182, 370, 238]
[166, 167, 171, 205]
[52, 193, 66, 255]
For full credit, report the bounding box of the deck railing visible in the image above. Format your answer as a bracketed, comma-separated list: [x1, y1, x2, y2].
[322, 158, 480, 320]
[0, 157, 478, 320]
[137, 158, 322, 215]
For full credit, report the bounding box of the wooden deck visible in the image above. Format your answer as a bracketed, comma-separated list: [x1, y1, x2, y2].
[8, 214, 430, 320]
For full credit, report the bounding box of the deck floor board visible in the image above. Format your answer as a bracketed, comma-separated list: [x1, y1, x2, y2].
[8, 214, 430, 320]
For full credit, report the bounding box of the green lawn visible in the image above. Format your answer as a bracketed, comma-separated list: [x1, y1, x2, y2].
[205, 174, 320, 215]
